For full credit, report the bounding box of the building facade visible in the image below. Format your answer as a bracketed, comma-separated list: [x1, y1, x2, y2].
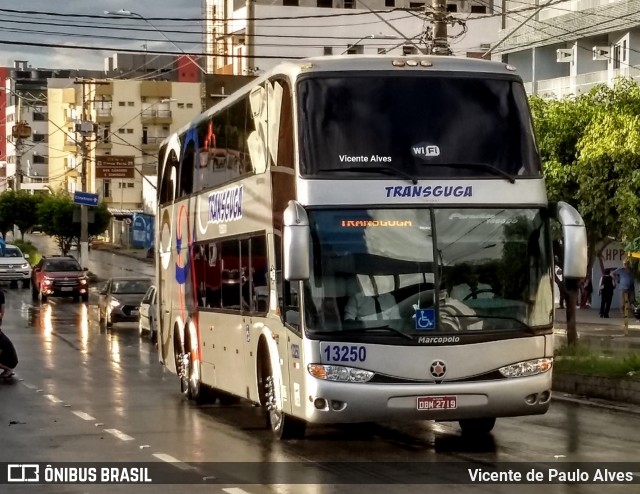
[203, 1, 501, 74]
[47, 80, 203, 219]
[498, 0, 640, 97]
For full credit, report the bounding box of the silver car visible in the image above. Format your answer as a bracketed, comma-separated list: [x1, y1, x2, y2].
[0, 244, 32, 288]
[138, 285, 158, 342]
[98, 277, 152, 327]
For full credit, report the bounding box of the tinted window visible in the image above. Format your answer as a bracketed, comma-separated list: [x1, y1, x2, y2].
[45, 260, 82, 272]
[3, 247, 23, 258]
[112, 280, 152, 294]
[298, 73, 540, 179]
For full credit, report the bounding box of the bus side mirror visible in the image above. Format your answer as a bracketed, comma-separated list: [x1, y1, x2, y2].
[554, 201, 587, 279]
[283, 201, 310, 281]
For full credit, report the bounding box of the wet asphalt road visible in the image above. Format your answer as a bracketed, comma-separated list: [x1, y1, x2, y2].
[0, 235, 638, 493]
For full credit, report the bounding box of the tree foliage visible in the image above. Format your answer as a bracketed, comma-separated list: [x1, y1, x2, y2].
[0, 191, 44, 239]
[531, 78, 640, 343]
[36, 193, 111, 255]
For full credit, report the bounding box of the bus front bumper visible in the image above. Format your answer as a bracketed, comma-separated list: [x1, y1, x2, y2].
[300, 372, 552, 424]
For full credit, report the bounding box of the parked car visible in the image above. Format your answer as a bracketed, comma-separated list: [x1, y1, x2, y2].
[0, 244, 32, 288]
[31, 256, 89, 302]
[98, 277, 152, 328]
[138, 285, 158, 342]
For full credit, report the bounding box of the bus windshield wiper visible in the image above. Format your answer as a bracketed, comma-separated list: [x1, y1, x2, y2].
[318, 166, 418, 185]
[420, 162, 516, 184]
[321, 326, 414, 340]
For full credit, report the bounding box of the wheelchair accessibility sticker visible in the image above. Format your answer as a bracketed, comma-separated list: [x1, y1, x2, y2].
[415, 309, 436, 330]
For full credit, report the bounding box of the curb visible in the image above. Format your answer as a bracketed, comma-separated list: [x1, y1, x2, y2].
[552, 392, 640, 415]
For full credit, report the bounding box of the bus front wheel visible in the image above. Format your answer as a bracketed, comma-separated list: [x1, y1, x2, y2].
[458, 417, 496, 435]
[265, 375, 306, 440]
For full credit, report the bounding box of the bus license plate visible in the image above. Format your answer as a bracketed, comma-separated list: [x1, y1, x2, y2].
[417, 396, 457, 410]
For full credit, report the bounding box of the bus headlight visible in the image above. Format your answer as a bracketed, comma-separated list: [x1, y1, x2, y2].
[307, 364, 374, 383]
[499, 358, 553, 378]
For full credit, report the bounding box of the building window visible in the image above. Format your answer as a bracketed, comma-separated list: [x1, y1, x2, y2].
[178, 103, 185, 108]
[410, 2, 425, 7]
[324, 47, 333, 55]
[623, 39, 627, 62]
[385, 0, 395, 6]
[446, 3, 457, 11]
[470, 5, 486, 13]
[186, 103, 193, 108]
[283, 0, 299, 5]
[33, 133, 47, 143]
[344, 0, 354, 7]
[119, 101, 126, 106]
[127, 128, 134, 134]
[33, 111, 47, 121]
[317, 0, 332, 7]
[32, 155, 48, 164]
[104, 179, 111, 198]
[128, 101, 135, 106]
[127, 182, 135, 188]
[118, 128, 125, 134]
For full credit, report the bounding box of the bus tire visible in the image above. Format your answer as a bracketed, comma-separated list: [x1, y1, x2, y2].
[265, 374, 306, 440]
[458, 417, 496, 435]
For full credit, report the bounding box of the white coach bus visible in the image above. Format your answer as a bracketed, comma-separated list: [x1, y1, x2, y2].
[156, 55, 587, 439]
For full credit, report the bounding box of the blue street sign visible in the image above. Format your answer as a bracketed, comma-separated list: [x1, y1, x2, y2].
[73, 191, 99, 207]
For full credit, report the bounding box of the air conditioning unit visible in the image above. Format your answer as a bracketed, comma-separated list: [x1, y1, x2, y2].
[592, 46, 610, 61]
[556, 49, 574, 63]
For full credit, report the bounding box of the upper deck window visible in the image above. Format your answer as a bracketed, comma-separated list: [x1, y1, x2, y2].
[298, 72, 541, 180]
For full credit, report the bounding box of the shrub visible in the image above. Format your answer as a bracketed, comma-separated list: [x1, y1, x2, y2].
[12, 239, 42, 265]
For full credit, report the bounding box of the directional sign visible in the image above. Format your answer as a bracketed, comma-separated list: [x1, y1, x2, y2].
[73, 191, 99, 207]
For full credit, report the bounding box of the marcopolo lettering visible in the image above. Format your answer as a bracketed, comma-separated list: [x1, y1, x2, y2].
[208, 185, 243, 224]
[418, 336, 460, 344]
[384, 185, 473, 199]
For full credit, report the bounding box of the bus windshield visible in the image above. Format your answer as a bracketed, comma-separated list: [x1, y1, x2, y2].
[298, 73, 540, 179]
[303, 208, 553, 337]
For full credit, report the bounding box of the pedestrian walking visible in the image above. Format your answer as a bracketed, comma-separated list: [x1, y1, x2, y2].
[614, 260, 635, 315]
[599, 268, 615, 318]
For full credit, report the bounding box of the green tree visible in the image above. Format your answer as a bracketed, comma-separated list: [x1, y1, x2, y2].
[37, 193, 111, 255]
[531, 78, 640, 344]
[0, 191, 43, 240]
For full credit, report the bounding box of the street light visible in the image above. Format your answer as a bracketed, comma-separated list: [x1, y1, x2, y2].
[340, 34, 402, 55]
[104, 9, 206, 75]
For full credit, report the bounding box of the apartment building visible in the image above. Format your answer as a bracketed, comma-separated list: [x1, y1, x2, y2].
[47, 80, 203, 215]
[203, 0, 501, 75]
[498, 0, 640, 97]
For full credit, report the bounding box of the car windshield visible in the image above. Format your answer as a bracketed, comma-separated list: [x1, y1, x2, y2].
[3, 247, 23, 258]
[45, 260, 81, 272]
[302, 208, 553, 337]
[112, 280, 151, 294]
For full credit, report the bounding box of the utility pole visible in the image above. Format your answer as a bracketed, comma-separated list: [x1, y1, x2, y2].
[11, 92, 31, 192]
[430, 0, 452, 56]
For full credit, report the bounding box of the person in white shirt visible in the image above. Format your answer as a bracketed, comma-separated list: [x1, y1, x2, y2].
[344, 291, 400, 321]
[451, 273, 494, 301]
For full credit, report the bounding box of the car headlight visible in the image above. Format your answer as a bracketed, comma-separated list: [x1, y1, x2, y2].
[499, 358, 553, 378]
[21, 263, 29, 269]
[109, 298, 121, 308]
[43, 277, 53, 285]
[307, 364, 374, 383]
[80, 278, 87, 285]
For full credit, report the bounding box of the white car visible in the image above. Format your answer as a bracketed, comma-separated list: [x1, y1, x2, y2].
[139, 285, 158, 342]
[0, 244, 32, 288]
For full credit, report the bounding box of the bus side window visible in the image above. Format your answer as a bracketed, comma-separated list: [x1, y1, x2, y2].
[220, 239, 241, 311]
[179, 139, 195, 197]
[250, 235, 268, 313]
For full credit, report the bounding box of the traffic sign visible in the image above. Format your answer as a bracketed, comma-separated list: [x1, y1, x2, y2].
[73, 191, 99, 207]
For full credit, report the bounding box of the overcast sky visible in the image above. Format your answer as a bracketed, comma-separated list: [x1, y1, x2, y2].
[0, 0, 203, 70]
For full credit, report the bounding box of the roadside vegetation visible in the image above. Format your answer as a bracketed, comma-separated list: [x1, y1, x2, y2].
[13, 239, 42, 266]
[555, 345, 640, 380]
[531, 78, 640, 345]
[0, 190, 111, 255]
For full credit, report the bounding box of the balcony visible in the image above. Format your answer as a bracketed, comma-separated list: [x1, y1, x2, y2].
[95, 108, 113, 123]
[141, 135, 167, 152]
[527, 66, 640, 98]
[141, 109, 172, 125]
[95, 139, 113, 150]
[64, 139, 78, 152]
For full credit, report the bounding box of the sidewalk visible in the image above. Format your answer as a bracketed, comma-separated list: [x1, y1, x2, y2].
[91, 242, 154, 265]
[554, 306, 640, 352]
